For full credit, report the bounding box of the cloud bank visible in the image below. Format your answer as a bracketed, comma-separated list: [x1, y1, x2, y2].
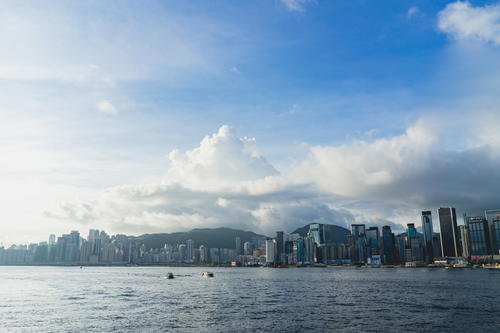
[48, 117, 500, 236]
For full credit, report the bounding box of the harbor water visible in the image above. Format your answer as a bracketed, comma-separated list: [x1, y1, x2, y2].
[0, 266, 499, 332]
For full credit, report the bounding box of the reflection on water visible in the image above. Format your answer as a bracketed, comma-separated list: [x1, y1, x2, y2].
[0, 266, 499, 332]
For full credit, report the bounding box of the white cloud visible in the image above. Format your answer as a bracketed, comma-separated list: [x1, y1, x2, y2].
[294, 117, 500, 212]
[97, 100, 118, 115]
[407, 6, 421, 19]
[280, 0, 314, 12]
[438, 1, 500, 44]
[47, 119, 500, 237]
[167, 125, 278, 190]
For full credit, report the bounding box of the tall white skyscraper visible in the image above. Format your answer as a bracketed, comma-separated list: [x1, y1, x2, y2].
[265, 239, 276, 264]
[186, 239, 194, 263]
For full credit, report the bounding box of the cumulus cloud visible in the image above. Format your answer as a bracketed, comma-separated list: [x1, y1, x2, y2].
[97, 100, 118, 115]
[47, 125, 356, 235]
[167, 125, 278, 190]
[438, 1, 500, 44]
[48, 119, 500, 236]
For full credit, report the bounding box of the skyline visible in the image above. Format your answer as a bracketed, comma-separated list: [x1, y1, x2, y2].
[2, 0, 500, 244]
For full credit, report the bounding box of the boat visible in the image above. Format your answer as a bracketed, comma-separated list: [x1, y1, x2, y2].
[202, 272, 214, 277]
[165, 272, 174, 279]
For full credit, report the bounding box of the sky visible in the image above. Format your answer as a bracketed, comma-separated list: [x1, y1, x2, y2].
[2, 0, 500, 245]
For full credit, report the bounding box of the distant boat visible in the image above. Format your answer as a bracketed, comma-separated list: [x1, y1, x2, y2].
[202, 272, 214, 277]
[165, 272, 174, 279]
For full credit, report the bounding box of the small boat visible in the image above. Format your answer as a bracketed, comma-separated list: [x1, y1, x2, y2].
[202, 272, 214, 277]
[165, 272, 174, 279]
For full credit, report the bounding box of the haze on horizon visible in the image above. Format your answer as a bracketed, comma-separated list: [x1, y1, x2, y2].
[2, 0, 500, 245]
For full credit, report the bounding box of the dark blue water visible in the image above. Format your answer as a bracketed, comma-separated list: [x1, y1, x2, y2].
[0, 266, 498, 332]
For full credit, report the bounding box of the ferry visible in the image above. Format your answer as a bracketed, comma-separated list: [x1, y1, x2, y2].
[202, 272, 214, 277]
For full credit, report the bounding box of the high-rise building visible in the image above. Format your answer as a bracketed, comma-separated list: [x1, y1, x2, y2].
[178, 244, 187, 263]
[48, 234, 56, 245]
[421, 211, 434, 263]
[492, 217, 500, 255]
[438, 207, 459, 257]
[308, 224, 325, 246]
[235, 237, 242, 255]
[432, 234, 442, 258]
[366, 227, 380, 256]
[243, 241, 252, 255]
[485, 209, 500, 254]
[405, 224, 424, 262]
[381, 226, 396, 264]
[459, 225, 470, 257]
[199, 245, 208, 264]
[467, 217, 492, 255]
[351, 224, 367, 264]
[186, 239, 194, 263]
[265, 238, 276, 264]
[276, 231, 284, 263]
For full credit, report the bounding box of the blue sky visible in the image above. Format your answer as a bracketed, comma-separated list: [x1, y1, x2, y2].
[2, 0, 500, 244]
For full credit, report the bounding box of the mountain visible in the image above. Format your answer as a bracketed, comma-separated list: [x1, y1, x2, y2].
[291, 223, 351, 244]
[131, 227, 268, 250]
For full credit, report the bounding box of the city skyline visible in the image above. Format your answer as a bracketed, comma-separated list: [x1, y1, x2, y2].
[2, 205, 499, 267]
[2, 0, 500, 245]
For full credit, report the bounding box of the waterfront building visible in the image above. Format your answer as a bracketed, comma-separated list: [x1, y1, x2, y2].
[432, 234, 442, 258]
[235, 237, 242, 255]
[209, 248, 220, 264]
[295, 237, 305, 264]
[265, 238, 276, 264]
[467, 217, 492, 255]
[351, 224, 367, 264]
[485, 209, 500, 254]
[459, 225, 470, 257]
[381, 226, 396, 264]
[308, 224, 325, 246]
[178, 244, 187, 262]
[396, 234, 406, 263]
[438, 207, 459, 257]
[366, 227, 380, 257]
[304, 236, 316, 263]
[492, 217, 500, 255]
[421, 211, 434, 263]
[276, 231, 284, 264]
[243, 241, 252, 255]
[186, 239, 194, 263]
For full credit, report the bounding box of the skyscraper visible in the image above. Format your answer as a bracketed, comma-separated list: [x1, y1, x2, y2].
[243, 241, 252, 255]
[366, 227, 380, 256]
[459, 225, 470, 257]
[265, 238, 276, 264]
[467, 217, 492, 255]
[351, 224, 366, 264]
[492, 217, 500, 255]
[235, 237, 242, 255]
[186, 239, 194, 263]
[381, 226, 396, 264]
[308, 224, 325, 246]
[438, 207, 459, 257]
[421, 211, 434, 263]
[276, 231, 284, 264]
[485, 209, 500, 254]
